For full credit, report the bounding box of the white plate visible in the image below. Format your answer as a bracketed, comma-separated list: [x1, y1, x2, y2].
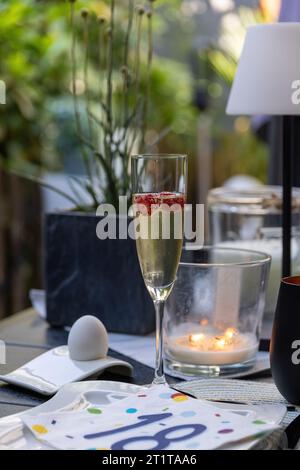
[0, 347, 133, 395]
[0, 381, 143, 450]
[0, 381, 286, 450]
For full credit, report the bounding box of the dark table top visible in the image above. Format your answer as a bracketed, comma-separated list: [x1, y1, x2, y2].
[0, 309, 273, 420]
[0, 309, 160, 419]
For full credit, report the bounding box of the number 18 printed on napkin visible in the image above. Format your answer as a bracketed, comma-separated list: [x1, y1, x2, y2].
[22, 385, 277, 450]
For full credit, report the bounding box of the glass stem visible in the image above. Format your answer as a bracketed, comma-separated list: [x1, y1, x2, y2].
[153, 300, 166, 385]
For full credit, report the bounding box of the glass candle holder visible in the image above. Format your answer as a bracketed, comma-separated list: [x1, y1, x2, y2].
[208, 186, 300, 317]
[164, 247, 271, 379]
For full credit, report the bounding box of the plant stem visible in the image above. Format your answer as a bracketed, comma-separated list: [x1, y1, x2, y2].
[67, 1, 155, 207]
[11, 170, 82, 208]
[142, 4, 154, 149]
[134, 10, 143, 105]
[67, 176, 90, 207]
[82, 12, 93, 143]
[106, 0, 115, 166]
[70, 2, 96, 203]
[98, 20, 104, 98]
[123, 0, 134, 128]
[94, 151, 119, 207]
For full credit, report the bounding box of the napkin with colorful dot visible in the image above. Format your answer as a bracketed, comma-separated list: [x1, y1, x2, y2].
[22, 385, 278, 450]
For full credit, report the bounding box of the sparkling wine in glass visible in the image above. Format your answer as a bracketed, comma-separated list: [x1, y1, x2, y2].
[131, 154, 187, 385]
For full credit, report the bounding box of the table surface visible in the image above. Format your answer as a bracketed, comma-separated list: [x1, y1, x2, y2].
[0, 309, 274, 420]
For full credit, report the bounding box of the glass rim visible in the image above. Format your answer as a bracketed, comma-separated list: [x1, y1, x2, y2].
[131, 154, 187, 160]
[282, 276, 300, 286]
[208, 185, 300, 206]
[180, 246, 271, 268]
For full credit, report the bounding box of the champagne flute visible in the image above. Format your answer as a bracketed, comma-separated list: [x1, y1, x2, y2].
[131, 154, 187, 385]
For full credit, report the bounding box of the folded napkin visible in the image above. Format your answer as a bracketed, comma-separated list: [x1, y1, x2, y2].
[22, 385, 277, 450]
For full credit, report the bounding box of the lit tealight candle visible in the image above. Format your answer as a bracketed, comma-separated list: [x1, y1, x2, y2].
[166, 326, 258, 366]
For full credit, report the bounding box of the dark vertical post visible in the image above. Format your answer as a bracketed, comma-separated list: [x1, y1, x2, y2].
[268, 117, 282, 186]
[282, 116, 294, 277]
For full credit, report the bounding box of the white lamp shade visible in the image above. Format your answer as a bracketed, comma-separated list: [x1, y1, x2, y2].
[227, 23, 300, 116]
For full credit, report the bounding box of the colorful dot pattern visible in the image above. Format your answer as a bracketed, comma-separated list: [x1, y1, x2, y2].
[32, 424, 48, 434]
[87, 408, 102, 415]
[27, 386, 274, 450]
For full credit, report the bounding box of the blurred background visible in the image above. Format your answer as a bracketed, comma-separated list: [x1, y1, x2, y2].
[0, 0, 286, 317]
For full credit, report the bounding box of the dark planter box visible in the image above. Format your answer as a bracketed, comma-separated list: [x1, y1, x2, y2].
[44, 212, 155, 334]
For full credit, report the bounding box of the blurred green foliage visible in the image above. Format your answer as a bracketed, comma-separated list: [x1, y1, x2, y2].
[213, 131, 268, 186]
[0, 0, 198, 193]
[206, 5, 268, 185]
[0, 0, 269, 199]
[0, 0, 72, 172]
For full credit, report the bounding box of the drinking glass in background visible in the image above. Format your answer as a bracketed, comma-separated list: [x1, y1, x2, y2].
[131, 154, 187, 385]
[271, 276, 300, 405]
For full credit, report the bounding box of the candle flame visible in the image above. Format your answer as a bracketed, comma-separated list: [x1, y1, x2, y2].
[188, 327, 239, 351]
[189, 333, 205, 346]
[224, 327, 237, 340]
[215, 337, 226, 349]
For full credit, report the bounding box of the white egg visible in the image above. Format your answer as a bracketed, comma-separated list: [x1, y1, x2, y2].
[68, 315, 108, 361]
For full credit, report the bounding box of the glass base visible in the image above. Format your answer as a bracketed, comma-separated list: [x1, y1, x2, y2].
[152, 375, 167, 386]
[165, 356, 256, 380]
